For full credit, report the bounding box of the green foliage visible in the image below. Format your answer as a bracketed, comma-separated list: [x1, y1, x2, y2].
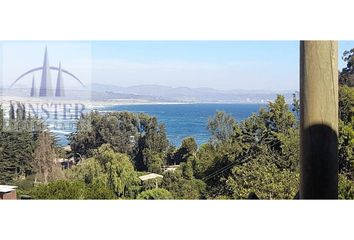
[137, 188, 173, 200]
[29, 179, 116, 200]
[98, 145, 141, 197]
[272, 128, 299, 171]
[0, 103, 48, 184]
[0, 131, 35, 183]
[69, 145, 141, 198]
[339, 86, 354, 124]
[165, 146, 177, 165]
[339, 174, 354, 199]
[180, 158, 195, 180]
[137, 115, 169, 153]
[32, 131, 60, 183]
[291, 92, 300, 118]
[3, 78, 352, 200]
[66, 95, 303, 199]
[338, 84, 354, 176]
[70, 111, 169, 172]
[260, 95, 296, 133]
[337, 50, 354, 183]
[30, 180, 88, 199]
[84, 181, 117, 199]
[141, 177, 163, 191]
[68, 158, 106, 185]
[174, 137, 197, 164]
[193, 143, 216, 179]
[197, 95, 300, 198]
[13, 174, 36, 196]
[339, 48, 354, 87]
[142, 149, 165, 174]
[226, 158, 299, 199]
[208, 111, 237, 144]
[69, 111, 141, 157]
[101, 146, 140, 198]
[162, 171, 206, 199]
[338, 120, 354, 175]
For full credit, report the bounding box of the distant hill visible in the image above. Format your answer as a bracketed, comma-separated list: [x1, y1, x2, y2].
[0, 83, 296, 103]
[91, 83, 296, 103]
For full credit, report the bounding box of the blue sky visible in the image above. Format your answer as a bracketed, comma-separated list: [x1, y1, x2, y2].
[91, 41, 354, 91]
[1, 41, 353, 91]
[92, 41, 300, 91]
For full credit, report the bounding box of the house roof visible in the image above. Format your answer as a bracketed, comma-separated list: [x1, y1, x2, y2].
[0, 185, 17, 193]
[164, 165, 179, 172]
[139, 173, 163, 181]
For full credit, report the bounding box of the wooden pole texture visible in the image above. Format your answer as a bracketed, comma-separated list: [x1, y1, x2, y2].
[300, 41, 338, 199]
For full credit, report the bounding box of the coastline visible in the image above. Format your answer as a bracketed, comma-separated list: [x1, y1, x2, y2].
[1, 95, 267, 111]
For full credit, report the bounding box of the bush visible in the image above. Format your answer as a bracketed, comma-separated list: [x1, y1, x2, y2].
[137, 188, 173, 200]
[30, 180, 87, 199]
[85, 181, 117, 199]
[339, 174, 354, 199]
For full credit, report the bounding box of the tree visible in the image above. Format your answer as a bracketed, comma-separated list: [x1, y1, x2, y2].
[162, 170, 206, 199]
[30, 180, 88, 199]
[68, 157, 106, 186]
[180, 158, 194, 180]
[0, 103, 47, 184]
[339, 174, 354, 199]
[70, 111, 169, 172]
[165, 146, 177, 165]
[138, 115, 169, 153]
[84, 181, 116, 199]
[0, 105, 4, 130]
[135, 115, 169, 170]
[70, 111, 140, 157]
[338, 120, 354, 175]
[207, 111, 237, 144]
[273, 128, 299, 171]
[28, 178, 117, 200]
[198, 95, 300, 198]
[8, 103, 15, 129]
[338, 49, 354, 180]
[0, 131, 35, 183]
[339, 48, 354, 87]
[174, 137, 197, 164]
[292, 92, 300, 118]
[193, 143, 216, 179]
[226, 157, 299, 199]
[260, 95, 296, 133]
[339, 86, 354, 124]
[32, 131, 60, 183]
[96, 145, 141, 198]
[137, 188, 173, 200]
[69, 145, 141, 199]
[141, 177, 163, 191]
[256, 95, 298, 170]
[142, 149, 165, 174]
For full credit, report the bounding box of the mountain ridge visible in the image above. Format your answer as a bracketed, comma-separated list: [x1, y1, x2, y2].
[91, 83, 296, 103]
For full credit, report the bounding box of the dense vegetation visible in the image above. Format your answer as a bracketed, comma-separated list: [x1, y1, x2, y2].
[0, 48, 353, 199]
[0, 103, 59, 184]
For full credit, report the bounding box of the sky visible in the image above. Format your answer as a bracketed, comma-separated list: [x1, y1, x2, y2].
[92, 41, 300, 91]
[1, 41, 353, 92]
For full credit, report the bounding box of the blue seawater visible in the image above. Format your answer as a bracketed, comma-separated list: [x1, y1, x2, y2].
[55, 103, 266, 147]
[102, 103, 265, 147]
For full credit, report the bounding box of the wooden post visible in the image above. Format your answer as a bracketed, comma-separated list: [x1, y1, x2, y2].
[300, 41, 338, 199]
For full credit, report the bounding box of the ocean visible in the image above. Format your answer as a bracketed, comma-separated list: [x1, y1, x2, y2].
[55, 103, 266, 147]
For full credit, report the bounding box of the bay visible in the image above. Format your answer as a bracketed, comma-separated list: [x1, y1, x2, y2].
[55, 103, 266, 147]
